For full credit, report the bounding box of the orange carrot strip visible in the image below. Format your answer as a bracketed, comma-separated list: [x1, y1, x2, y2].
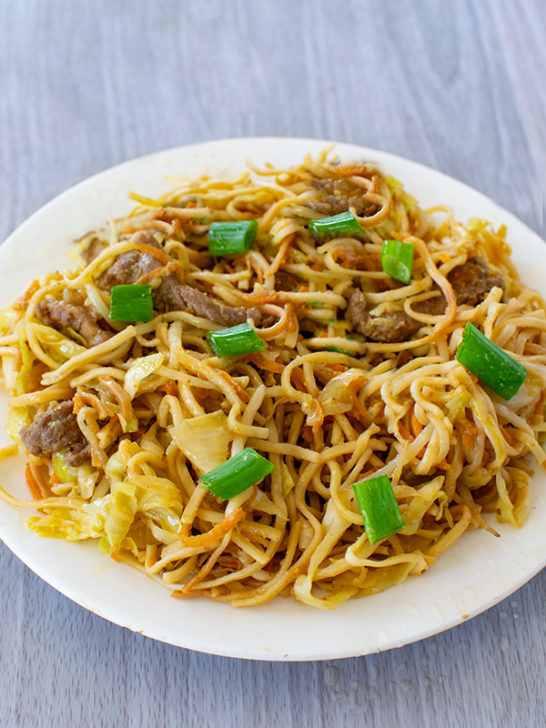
[246, 354, 285, 374]
[266, 235, 294, 277]
[179, 507, 245, 547]
[398, 422, 413, 442]
[135, 264, 171, 285]
[134, 243, 185, 280]
[411, 409, 423, 438]
[291, 369, 307, 393]
[461, 420, 479, 448]
[158, 382, 179, 396]
[500, 426, 514, 446]
[25, 464, 44, 500]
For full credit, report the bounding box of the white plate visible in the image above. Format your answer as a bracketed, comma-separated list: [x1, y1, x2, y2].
[0, 138, 545, 661]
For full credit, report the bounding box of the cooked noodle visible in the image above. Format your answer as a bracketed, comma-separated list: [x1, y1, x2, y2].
[1, 149, 545, 609]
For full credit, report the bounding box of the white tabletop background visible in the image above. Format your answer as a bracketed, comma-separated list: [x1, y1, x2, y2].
[1, 1, 545, 726]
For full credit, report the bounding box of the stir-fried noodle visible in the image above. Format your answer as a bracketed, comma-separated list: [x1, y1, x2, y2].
[0, 150, 545, 608]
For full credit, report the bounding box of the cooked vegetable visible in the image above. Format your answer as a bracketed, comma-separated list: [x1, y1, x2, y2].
[308, 211, 363, 239]
[170, 410, 232, 475]
[206, 322, 265, 357]
[352, 475, 405, 544]
[124, 353, 165, 399]
[380, 239, 414, 285]
[199, 448, 275, 499]
[208, 220, 258, 256]
[456, 323, 527, 399]
[110, 284, 154, 322]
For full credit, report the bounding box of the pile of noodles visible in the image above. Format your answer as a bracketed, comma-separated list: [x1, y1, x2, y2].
[0, 150, 545, 609]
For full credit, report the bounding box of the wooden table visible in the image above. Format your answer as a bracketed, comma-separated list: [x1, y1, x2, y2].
[1, 1, 544, 725]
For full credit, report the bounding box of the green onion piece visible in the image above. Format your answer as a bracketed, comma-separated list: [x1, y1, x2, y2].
[199, 447, 275, 499]
[456, 323, 527, 399]
[308, 211, 363, 239]
[110, 284, 153, 322]
[208, 220, 258, 256]
[381, 240, 414, 284]
[206, 322, 265, 357]
[352, 475, 405, 544]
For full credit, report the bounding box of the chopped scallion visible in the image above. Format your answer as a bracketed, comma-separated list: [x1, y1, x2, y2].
[110, 284, 154, 322]
[352, 475, 405, 544]
[206, 322, 265, 357]
[308, 211, 363, 239]
[208, 220, 258, 256]
[456, 323, 527, 400]
[199, 447, 275, 499]
[381, 240, 414, 285]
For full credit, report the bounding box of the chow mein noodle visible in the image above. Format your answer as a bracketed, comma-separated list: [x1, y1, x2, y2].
[0, 150, 544, 609]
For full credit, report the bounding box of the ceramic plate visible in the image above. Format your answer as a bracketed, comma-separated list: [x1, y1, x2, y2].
[0, 138, 545, 661]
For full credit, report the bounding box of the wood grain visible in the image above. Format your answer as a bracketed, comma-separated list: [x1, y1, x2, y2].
[0, 0, 545, 726]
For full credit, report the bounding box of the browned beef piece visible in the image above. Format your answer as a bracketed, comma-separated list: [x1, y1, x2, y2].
[97, 232, 263, 326]
[36, 299, 111, 347]
[97, 232, 163, 289]
[81, 236, 107, 264]
[274, 271, 300, 291]
[153, 274, 262, 325]
[449, 258, 505, 305]
[414, 258, 505, 315]
[309, 177, 379, 218]
[347, 289, 420, 343]
[20, 401, 91, 466]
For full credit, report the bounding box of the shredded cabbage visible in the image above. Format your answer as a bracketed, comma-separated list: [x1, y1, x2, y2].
[318, 368, 366, 417]
[0, 309, 18, 336]
[170, 409, 232, 475]
[124, 353, 164, 400]
[5, 407, 30, 442]
[29, 506, 105, 541]
[100, 482, 138, 553]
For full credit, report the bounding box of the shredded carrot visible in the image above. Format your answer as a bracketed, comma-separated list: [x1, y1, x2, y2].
[309, 399, 325, 433]
[158, 382, 179, 396]
[13, 280, 41, 311]
[500, 425, 514, 446]
[301, 426, 313, 444]
[348, 377, 368, 423]
[180, 507, 245, 547]
[266, 235, 294, 277]
[286, 303, 297, 333]
[329, 165, 369, 177]
[399, 422, 413, 442]
[411, 409, 423, 438]
[246, 353, 285, 374]
[135, 263, 171, 285]
[239, 291, 279, 305]
[135, 243, 185, 280]
[291, 369, 307, 393]
[25, 464, 43, 500]
[461, 420, 480, 448]
[72, 394, 85, 415]
[73, 390, 112, 419]
[533, 391, 546, 416]
[215, 370, 249, 403]
[436, 458, 451, 471]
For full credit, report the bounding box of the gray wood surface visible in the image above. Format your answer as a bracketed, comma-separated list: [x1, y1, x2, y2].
[1, 1, 545, 726]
